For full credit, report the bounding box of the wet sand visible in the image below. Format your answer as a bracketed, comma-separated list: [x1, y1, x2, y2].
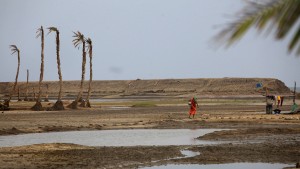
[0, 100, 299, 168]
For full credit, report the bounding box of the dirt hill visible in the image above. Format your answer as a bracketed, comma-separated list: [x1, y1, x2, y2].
[0, 78, 292, 99]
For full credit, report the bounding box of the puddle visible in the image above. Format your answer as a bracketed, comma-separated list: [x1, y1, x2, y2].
[142, 163, 292, 169]
[0, 129, 224, 147]
[180, 150, 200, 158]
[151, 149, 200, 164]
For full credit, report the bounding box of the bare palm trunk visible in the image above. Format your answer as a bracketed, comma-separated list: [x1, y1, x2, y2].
[68, 31, 86, 109]
[51, 30, 64, 110]
[32, 26, 44, 111]
[56, 31, 63, 101]
[24, 69, 29, 101]
[86, 43, 92, 108]
[70, 42, 86, 109]
[78, 42, 87, 108]
[5, 51, 20, 107]
[14, 52, 20, 93]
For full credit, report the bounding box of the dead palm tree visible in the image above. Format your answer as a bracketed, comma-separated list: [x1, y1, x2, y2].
[216, 0, 300, 55]
[5, 45, 20, 107]
[86, 38, 93, 108]
[68, 31, 86, 109]
[48, 27, 64, 110]
[32, 26, 45, 111]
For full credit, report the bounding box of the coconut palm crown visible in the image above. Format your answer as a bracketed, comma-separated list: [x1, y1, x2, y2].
[216, 0, 300, 55]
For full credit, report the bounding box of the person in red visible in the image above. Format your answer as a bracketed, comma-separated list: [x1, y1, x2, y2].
[188, 97, 199, 119]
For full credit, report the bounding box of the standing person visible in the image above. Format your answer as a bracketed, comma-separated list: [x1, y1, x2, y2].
[188, 97, 199, 119]
[266, 95, 274, 114]
[277, 96, 281, 108]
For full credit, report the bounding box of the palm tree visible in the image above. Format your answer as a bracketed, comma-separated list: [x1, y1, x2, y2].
[48, 27, 64, 110]
[68, 31, 86, 109]
[86, 38, 93, 108]
[5, 45, 20, 107]
[32, 26, 45, 111]
[216, 0, 300, 55]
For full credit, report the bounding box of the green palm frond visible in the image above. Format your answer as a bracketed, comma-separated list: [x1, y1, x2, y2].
[216, 0, 300, 55]
[9, 45, 19, 55]
[47, 27, 58, 35]
[86, 38, 92, 53]
[36, 26, 44, 39]
[72, 31, 85, 49]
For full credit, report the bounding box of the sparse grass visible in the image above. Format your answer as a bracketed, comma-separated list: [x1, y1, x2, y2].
[131, 102, 157, 107]
[91, 99, 186, 107]
[91, 98, 264, 107]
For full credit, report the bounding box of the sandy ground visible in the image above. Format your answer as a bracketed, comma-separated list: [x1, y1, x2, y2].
[0, 99, 300, 169]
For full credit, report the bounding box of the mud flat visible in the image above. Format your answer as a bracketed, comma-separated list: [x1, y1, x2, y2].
[0, 97, 299, 168]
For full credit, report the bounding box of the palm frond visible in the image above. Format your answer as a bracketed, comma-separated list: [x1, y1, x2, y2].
[72, 31, 84, 49]
[36, 26, 44, 38]
[216, 0, 300, 54]
[274, 0, 300, 38]
[47, 27, 58, 35]
[9, 45, 19, 55]
[86, 38, 92, 53]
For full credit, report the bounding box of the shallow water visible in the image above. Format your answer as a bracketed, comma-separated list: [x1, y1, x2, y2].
[0, 129, 223, 147]
[142, 163, 291, 169]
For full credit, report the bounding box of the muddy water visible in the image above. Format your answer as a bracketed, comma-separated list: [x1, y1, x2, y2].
[142, 163, 291, 169]
[0, 129, 223, 147]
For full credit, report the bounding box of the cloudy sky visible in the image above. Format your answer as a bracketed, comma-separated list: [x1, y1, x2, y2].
[0, 0, 299, 87]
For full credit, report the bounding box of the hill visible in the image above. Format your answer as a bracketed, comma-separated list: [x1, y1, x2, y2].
[0, 78, 292, 100]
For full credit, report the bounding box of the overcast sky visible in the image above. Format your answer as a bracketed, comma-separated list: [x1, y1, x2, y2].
[0, 0, 299, 87]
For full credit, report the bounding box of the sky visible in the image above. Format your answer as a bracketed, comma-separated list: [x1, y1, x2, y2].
[0, 0, 299, 87]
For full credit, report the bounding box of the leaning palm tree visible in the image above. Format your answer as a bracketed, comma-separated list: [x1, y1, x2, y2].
[32, 26, 45, 111]
[85, 38, 93, 108]
[216, 0, 300, 55]
[68, 31, 86, 109]
[48, 27, 64, 110]
[5, 45, 20, 107]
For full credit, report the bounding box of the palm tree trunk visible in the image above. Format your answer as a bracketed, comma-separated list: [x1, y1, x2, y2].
[70, 41, 86, 109]
[77, 42, 86, 103]
[11, 51, 20, 98]
[24, 69, 29, 101]
[86, 45, 92, 108]
[14, 52, 20, 92]
[32, 26, 44, 111]
[51, 30, 65, 111]
[38, 27, 44, 102]
[56, 31, 63, 101]
[6, 51, 20, 107]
